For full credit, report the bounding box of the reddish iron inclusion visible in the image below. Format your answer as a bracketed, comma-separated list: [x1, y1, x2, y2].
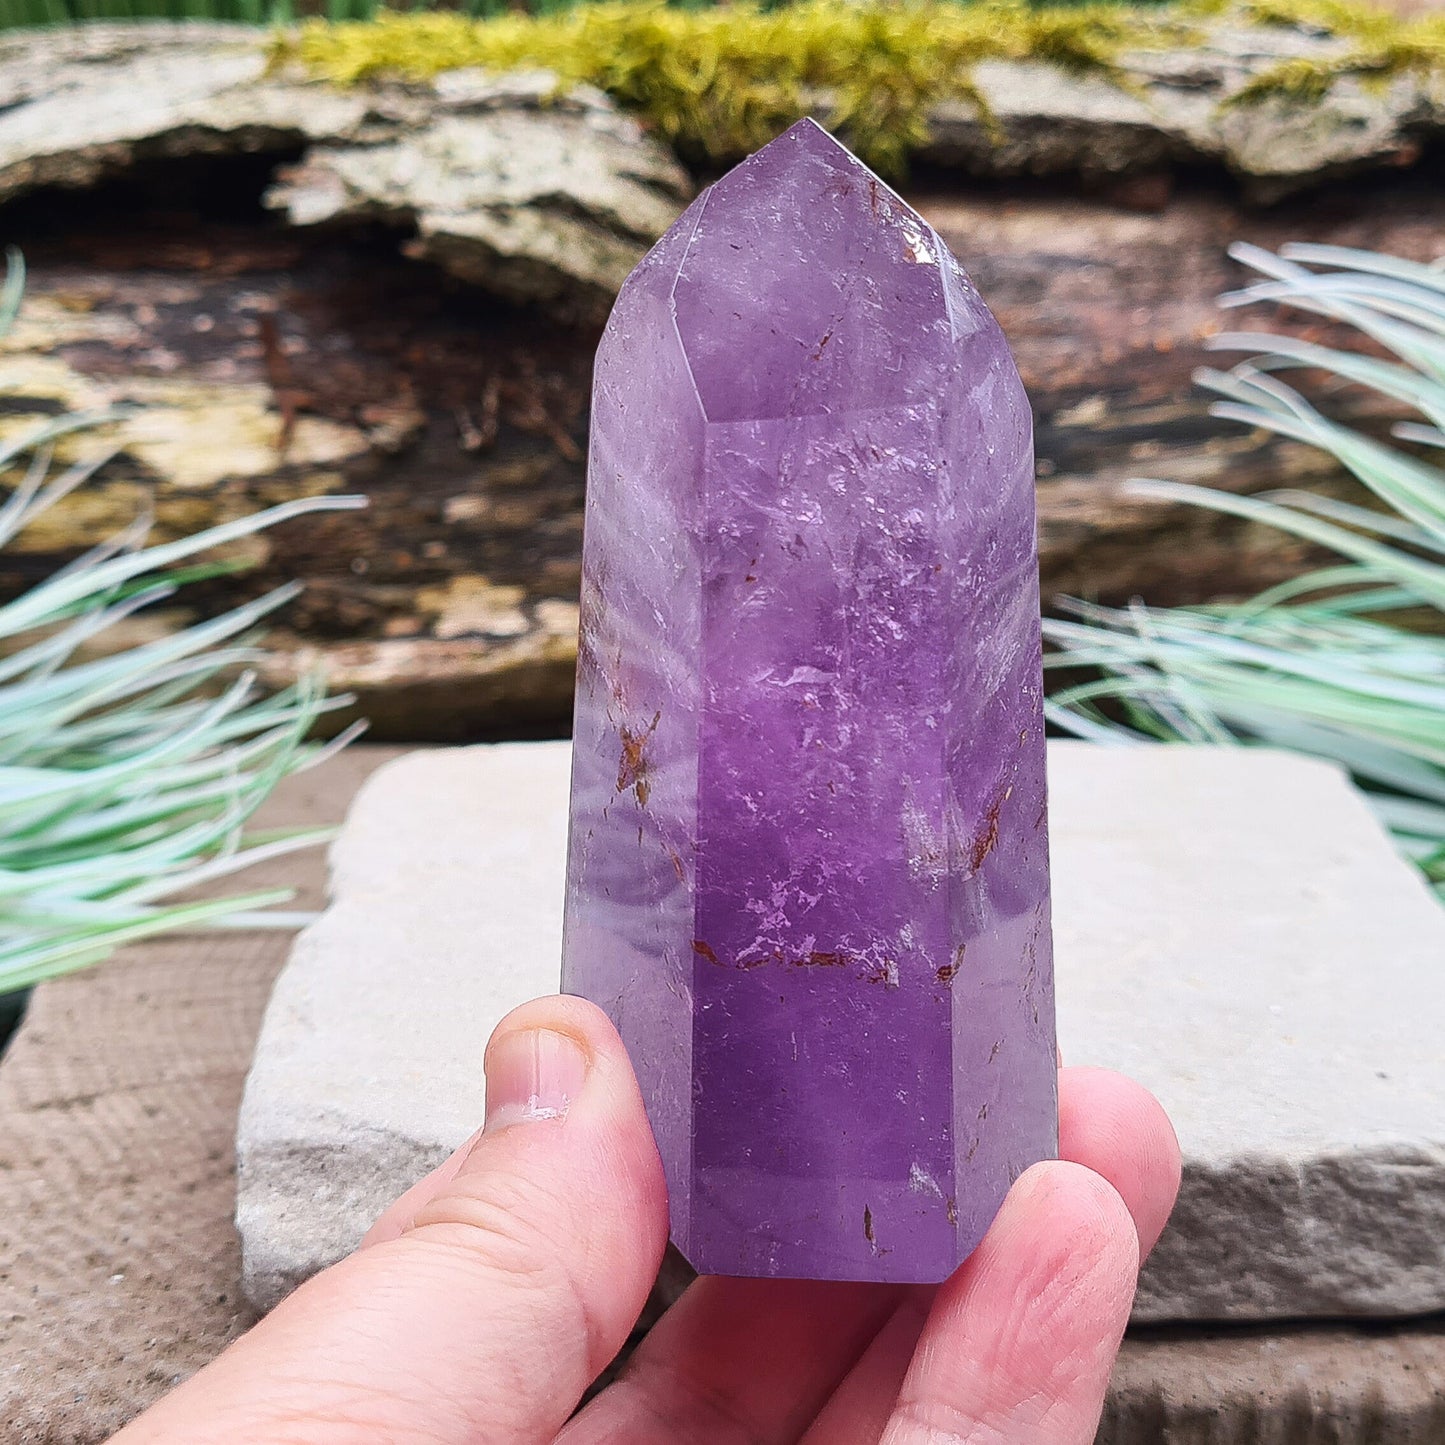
[562, 120, 1057, 1282]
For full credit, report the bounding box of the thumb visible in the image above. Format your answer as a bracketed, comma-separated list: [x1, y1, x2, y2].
[115, 996, 670, 1445]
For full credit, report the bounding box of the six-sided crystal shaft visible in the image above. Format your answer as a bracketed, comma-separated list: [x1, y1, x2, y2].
[562, 119, 1057, 1282]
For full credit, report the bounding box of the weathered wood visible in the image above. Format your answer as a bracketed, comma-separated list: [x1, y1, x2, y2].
[9, 18, 1443, 233]
[0, 24, 692, 324]
[915, 20, 1445, 204]
[5, 162, 1440, 739]
[930, 180, 1445, 603]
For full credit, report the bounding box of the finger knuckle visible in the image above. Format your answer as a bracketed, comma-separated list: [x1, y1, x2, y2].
[409, 1167, 570, 1280]
[402, 1168, 606, 1374]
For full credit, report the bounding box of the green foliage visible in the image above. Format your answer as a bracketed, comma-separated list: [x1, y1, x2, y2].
[1046, 244, 1445, 901]
[0, 254, 365, 991]
[0, 0, 288, 25]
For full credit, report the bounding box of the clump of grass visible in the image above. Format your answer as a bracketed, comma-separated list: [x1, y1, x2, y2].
[0, 0, 294, 24]
[0, 254, 366, 991]
[1045, 243, 1445, 901]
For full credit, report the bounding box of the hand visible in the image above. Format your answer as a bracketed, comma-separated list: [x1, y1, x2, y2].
[115, 995, 1180, 1444]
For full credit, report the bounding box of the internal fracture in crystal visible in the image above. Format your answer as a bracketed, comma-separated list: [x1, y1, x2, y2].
[562, 119, 1057, 1282]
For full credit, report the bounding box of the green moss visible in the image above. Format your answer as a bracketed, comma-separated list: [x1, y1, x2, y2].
[278, 0, 1443, 174]
[280, 1, 1194, 172]
[1225, 0, 1445, 108]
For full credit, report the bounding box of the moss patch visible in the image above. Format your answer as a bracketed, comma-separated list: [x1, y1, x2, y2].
[280, 1, 1194, 173]
[1227, 0, 1445, 109]
[280, 0, 1445, 174]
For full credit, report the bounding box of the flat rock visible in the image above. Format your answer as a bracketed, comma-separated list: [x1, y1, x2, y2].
[1050, 747, 1445, 1322]
[236, 741, 1445, 1322]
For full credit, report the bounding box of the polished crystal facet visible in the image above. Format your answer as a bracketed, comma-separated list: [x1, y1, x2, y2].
[561, 119, 1057, 1282]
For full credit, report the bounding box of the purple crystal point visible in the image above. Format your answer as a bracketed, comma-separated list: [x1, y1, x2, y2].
[562, 119, 1057, 1282]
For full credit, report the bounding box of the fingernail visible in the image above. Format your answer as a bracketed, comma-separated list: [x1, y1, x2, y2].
[484, 1028, 589, 1133]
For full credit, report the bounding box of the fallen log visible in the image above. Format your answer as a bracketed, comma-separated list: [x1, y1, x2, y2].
[8, 167, 1437, 738]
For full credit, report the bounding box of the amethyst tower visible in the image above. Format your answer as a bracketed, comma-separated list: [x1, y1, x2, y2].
[562, 119, 1056, 1282]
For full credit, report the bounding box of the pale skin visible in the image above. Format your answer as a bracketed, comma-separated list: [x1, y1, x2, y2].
[113, 994, 1181, 1445]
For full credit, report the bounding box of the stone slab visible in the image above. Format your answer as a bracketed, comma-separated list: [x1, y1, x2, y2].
[237, 743, 567, 1314]
[237, 741, 1445, 1323]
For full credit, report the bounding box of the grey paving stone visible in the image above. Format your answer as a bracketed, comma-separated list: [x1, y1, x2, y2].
[238, 741, 1445, 1324]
